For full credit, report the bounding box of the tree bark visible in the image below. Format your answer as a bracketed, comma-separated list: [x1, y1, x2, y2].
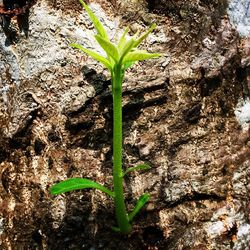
[0, 0, 249, 249]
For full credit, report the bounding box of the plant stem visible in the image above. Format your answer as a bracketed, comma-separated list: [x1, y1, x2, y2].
[112, 65, 132, 233]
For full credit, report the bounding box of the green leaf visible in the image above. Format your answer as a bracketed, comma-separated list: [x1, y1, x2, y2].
[128, 193, 150, 222]
[79, 0, 109, 40]
[119, 38, 136, 62]
[111, 226, 121, 232]
[118, 27, 129, 50]
[70, 43, 112, 70]
[95, 35, 120, 62]
[123, 163, 151, 177]
[123, 50, 161, 63]
[133, 23, 156, 48]
[124, 61, 135, 70]
[50, 178, 115, 197]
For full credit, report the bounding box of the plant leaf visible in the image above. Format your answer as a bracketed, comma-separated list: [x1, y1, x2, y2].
[123, 61, 135, 70]
[79, 0, 109, 40]
[70, 43, 112, 70]
[95, 35, 120, 62]
[133, 23, 156, 48]
[123, 62, 135, 71]
[50, 178, 115, 197]
[111, 226, 121, 232]
[128, 193, 150, 222]
[123, 50, 161, 63]
[123, 163, 151, 177]
[119, 38, 136, 62]
[118, 27, 129, 50]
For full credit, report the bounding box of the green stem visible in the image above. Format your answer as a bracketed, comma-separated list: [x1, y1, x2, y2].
[112, 65, 132, 233]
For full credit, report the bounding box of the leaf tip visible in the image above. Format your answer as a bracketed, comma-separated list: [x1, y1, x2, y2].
[151, 23, 157, 29]
[153, 53, 161, 58]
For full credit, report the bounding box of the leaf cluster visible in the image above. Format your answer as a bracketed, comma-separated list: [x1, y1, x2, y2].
[70, 0, 160, 82]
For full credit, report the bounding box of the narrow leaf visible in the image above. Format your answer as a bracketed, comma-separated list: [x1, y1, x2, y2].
[128, 193, 150, 222]
[79, 0, 109, 40]
[70, 43, 112, 70]
[50, 178, 115, 198]
[95, 35, 120, 62]
[133, 23, 156, 48]
[123, 50, 161, 63]
[118, 27, 129, 50]
[123, 163, 151, 177]
[119, 38, 136, 62]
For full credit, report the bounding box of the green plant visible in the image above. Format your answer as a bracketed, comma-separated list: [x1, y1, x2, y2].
[50, 0, 160, 234]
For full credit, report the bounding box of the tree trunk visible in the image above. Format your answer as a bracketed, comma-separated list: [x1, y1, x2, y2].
[0, 0, 249, 249]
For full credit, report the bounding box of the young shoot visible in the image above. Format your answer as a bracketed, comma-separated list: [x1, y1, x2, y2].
[50, 0, 160, 234]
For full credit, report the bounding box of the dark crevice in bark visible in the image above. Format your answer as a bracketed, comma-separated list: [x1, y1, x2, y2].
[9, 109, 40, 150]
[65, 119, 94, 135]
[200, 75, 222, 97]
[166, 192, 225, 208]
[123, 95, 167, 118]
[142, 226, 164, 247]
[183, 102, 202, 124]
[236, 65, 250, 96]
[34, 138, 46, 155]
[0, 146, 9, 163]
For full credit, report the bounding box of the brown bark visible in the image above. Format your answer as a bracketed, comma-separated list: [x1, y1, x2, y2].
[0, 0, 249, 249]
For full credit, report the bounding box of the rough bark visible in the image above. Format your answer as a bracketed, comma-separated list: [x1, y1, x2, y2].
[0, 0, 249, 249]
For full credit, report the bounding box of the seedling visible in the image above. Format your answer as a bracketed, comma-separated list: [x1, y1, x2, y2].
[50, 0, 160, 234]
